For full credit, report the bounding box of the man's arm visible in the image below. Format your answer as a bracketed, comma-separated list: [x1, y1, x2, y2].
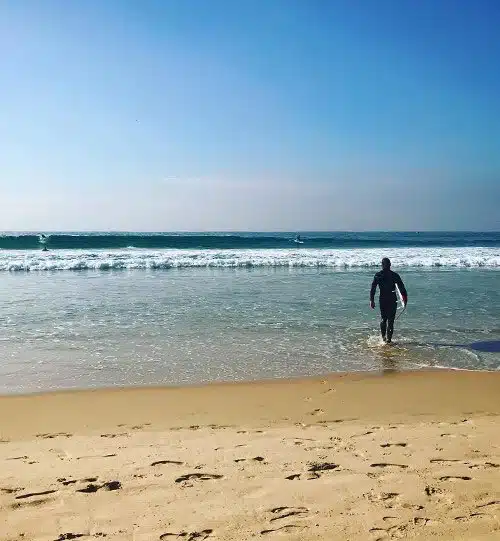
[395, 273, 408, 305]
[370, 275, 377, 308]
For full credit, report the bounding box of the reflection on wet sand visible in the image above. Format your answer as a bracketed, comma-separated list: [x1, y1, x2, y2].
[378, 345, 400, 374]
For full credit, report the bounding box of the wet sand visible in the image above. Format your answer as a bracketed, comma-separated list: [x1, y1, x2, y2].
[1, 369, 500, 540]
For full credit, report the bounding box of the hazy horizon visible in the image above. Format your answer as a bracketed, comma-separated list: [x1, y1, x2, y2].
[1, 229, 499, 234]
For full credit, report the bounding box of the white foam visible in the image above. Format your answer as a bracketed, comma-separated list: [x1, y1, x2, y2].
[0, 247, 498, 271]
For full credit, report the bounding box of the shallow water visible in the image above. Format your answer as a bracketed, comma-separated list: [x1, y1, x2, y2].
[0, 265, 498, 394]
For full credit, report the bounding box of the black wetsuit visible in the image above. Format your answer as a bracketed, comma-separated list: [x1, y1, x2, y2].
[370, 269, 407, 342]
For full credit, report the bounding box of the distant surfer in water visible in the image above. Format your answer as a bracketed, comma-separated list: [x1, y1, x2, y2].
[370, 258, 407, 344]
[39, 234, 49, 251]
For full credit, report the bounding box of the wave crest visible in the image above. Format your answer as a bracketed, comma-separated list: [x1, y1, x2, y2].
[0, 248, 498, 272]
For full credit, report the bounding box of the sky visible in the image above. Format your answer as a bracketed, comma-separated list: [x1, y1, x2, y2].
[1, 0, 499, 231]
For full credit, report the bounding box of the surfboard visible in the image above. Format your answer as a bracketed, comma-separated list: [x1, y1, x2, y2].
[395, 284, 406, 320]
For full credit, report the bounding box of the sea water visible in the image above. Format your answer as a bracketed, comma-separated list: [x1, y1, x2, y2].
[0, 232, 498, 394]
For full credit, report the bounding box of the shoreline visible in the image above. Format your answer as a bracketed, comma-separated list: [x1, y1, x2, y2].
[1, 366, 444, 398]
[1, 364, 498, 398]
[2, 368, 500, 439]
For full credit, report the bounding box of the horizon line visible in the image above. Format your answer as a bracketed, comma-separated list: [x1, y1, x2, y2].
[0, 230, 499, 235]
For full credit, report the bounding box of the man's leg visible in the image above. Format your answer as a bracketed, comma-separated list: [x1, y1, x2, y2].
[386, 304, 398, 343]
[386, 316, 395, 343]
[380, 315, 388, 341]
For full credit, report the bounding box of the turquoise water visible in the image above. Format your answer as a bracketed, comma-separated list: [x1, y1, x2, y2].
[1, 231, 499, 251]
[0, 264, 498, 394]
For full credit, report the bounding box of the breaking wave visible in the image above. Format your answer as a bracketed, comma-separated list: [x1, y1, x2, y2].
[0, 247, 498, 272]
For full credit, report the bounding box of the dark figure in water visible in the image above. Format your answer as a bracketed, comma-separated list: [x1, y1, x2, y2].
[370, 258, 407, 343]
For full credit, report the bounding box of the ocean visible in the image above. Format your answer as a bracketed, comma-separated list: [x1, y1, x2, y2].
[0, 231, 499, 394]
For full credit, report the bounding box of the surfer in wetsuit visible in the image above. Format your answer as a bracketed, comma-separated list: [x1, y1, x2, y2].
[370, 258, 407, 343]
[39, 234, 49, 251]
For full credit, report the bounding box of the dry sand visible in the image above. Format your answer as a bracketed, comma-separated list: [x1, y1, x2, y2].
[1, 369, 500, 540]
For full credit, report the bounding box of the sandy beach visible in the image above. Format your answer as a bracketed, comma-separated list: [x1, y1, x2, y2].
[1, 369, 500, 540]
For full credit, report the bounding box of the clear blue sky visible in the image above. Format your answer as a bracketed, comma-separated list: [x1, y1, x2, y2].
[1, 0, 499, 231]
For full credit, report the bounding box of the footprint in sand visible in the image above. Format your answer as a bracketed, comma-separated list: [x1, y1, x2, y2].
[308, 462, 340, 473]
[160, 529, 213, 540]
[439, 475, 472, 481]
[318, 417, 358, 424]
[285, 463, 339, 481]
[366, 493, 425, 513]
[58, 477, 98, 486]
[401, 503, 425, 511]
[469, 462, 500, 469]
[260, 525, 305, 535]
[413, 517, 436, 526]
[380, 443, 408, 448]
[234, 456, 266, 464]
[286, 472, 323, 481]
[11, 498, 51, 510]
[430, 458, 463, 465]
[268, 506, 308, 522]
[476, 501, 500, 509]
[1, 487, 23, 494]
[369, 524, 408, 539]
[77, 481, 121, 493]
[54, 534, 85, 540]
[364, 492, 400, 505]
[129, 423, 151, 430]
[304, 445, 335, 452]
[454, 513, 494, 523]
[425, 486, 444, 496]
[369, 526, 387, 539]
[174, 473, 223, 484]
[151, 460, 184, 467]
[76, 454, 117, 460]
[370, 463, 408, 469]
[351, 430, 375, 438]
[36, 433, 72, 439]
[15, 489, 57, 500]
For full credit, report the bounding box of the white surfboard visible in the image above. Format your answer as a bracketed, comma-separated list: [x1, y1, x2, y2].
[395, 284, 406, 320]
